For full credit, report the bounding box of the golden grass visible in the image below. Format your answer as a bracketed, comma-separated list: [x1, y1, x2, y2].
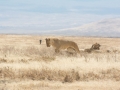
[0, 35, 120, 90]
[1, 80, 120, 90]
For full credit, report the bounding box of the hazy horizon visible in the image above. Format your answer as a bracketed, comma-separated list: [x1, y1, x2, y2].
[0, 0, 120, 35]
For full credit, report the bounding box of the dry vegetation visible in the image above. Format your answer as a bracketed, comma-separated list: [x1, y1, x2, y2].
[0, 35, 120, 90]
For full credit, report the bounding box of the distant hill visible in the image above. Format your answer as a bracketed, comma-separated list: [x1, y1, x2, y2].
[45, 18, 120, 37]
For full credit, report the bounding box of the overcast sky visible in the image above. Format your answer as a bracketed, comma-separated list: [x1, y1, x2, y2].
[0, 0, 120, 34]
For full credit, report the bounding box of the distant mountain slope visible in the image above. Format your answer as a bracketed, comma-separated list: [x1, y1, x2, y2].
[46, 18, 120, 37]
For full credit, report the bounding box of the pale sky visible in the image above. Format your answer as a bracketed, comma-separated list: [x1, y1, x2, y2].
[0, 0, 120, 34]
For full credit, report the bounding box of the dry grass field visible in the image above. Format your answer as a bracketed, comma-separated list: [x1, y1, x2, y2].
[0, 35, 120, 90]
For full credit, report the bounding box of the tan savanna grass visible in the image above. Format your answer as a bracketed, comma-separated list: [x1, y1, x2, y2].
[0, 35, 120, 90]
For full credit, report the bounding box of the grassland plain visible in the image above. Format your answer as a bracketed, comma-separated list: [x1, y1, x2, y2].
[0, 35, 120, 90]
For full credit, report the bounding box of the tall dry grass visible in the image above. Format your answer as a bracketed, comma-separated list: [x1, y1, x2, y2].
[0, 35, 120, 90]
